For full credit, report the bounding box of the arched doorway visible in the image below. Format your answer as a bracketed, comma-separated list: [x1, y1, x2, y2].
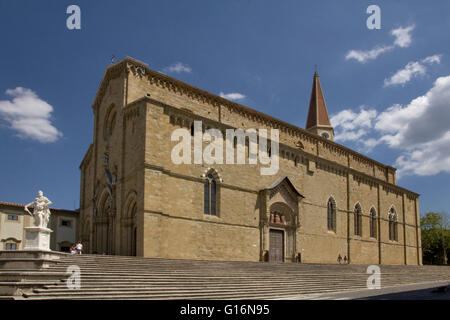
[121, 194, 137, 256]
[268, 202, 296, 262]
[260, 177, 303, 263]
[93, 190, 114, 255]
[269, 229, 284, 262]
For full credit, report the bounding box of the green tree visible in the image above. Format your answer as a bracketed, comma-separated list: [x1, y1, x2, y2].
[421, 212, 450, 265]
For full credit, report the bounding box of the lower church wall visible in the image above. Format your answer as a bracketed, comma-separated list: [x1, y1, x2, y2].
[348, 239, 380, 265]
[297, 233, 348, 264]
[406, 247, 419, 265]
[143, 213, 260, 261]
[380, 243, 405, 265]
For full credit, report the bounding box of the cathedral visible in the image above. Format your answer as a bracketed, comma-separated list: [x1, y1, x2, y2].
[79, 57, 422, 265]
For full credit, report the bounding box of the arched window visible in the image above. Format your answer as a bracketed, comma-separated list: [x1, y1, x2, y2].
[204, 172, 218, 215]
[354, 203, 362, 236]
[129, 202, 137, 218]
[103, 153, 109, 166]
[370, 208, 377, 239]
[389, 207, 398, 241]
[327, 197, 336, 232]
[103, 104, 117, 141]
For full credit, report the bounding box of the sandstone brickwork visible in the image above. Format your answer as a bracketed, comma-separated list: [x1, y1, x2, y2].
[79, 57, 422, 265]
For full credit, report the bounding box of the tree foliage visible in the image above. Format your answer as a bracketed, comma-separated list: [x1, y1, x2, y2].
[421, 212, 450, 265]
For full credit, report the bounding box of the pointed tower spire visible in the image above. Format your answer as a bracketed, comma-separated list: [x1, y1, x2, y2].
[305, 71, 334, 140]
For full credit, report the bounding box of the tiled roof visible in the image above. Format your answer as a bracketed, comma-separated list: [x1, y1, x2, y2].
[306, 72, 332, 129]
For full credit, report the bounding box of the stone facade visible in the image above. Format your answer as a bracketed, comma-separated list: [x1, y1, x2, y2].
[79, 57, 422, 265]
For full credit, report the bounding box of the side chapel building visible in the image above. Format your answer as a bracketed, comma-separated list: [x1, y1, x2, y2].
[79, 57, 422, 265]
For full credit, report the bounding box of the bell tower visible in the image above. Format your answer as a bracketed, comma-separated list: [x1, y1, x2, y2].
[305, 72, 334, 140]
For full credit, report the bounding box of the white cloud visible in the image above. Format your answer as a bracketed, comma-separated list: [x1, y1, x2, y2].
[219, 92, 246, 101]
[361, 138, 381, 151]
[395, 132, 450, 177]
[384, 61, 426, 86]
[384, 54, 442, 87]
[346, 25, 415, 63]
[0, 87, 62, 143]
[331, 106, 377, 142]
[162, 62, 192, 74]
[345, 45, 394, 63]
[376, 75, 450, 149]
[391, 25, 415, 48]
[422, 54, 442, 64]
[332, 75, 450, 177]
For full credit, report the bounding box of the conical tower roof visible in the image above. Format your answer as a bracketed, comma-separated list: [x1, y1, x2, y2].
[306, 72, 332, 130]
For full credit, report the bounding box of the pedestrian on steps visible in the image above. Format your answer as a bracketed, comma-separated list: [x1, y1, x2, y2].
[76, 241, 83, 255]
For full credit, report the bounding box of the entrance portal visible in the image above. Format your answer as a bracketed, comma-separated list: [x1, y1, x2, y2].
[269, 229, 284, 262]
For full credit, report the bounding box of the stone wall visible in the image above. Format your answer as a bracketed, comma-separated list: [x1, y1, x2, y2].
[79, 58, 422, 265]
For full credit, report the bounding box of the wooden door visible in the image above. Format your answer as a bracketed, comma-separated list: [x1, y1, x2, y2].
[269, 229, 284, 262]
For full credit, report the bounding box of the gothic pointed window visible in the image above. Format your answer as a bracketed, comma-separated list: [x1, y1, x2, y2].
[327, 197, 336, 232]
[210, 179, 216, 215]
[103, 104, 117, 141]
[370, 208, 377, 239]
[204, 172, 218, 215]
[354, 203, 362, 236]
[130, 202, 137, 218]
[103, 153, 109, 166]
[204, 179, 209, 214]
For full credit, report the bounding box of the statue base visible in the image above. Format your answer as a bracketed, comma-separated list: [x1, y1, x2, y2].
[24, 227, 53, 251]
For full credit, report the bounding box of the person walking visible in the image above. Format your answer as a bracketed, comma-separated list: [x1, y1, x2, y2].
[343, 255, 348, 264]
[75, 241, 83, 255]
[337, 254, 342, 264]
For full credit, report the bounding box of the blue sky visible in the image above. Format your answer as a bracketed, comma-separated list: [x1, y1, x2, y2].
[0, 1, 449, 216]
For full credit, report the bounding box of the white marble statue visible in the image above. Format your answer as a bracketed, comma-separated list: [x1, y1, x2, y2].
[24, 190, 52, 229]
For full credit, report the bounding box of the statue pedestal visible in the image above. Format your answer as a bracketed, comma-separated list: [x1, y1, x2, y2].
[24, 227, 53, 251]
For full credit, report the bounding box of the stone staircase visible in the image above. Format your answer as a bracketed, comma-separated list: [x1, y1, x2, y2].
[1, 254, 450, 299]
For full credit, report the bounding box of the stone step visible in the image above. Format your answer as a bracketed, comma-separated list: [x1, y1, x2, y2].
[23, 285, 370, 300]
[31, 286, 369, 298]
[54, 256, 433, 267]
[39, 282, 362, 290]
[56, 276, 449, 284]
[24, 280, 449, 300]
[56, 272, 449, 280]
[37, 278, 443, 293]
[48, 270, 379, 277]
[34, 280, 370, 291]
[51, 279, 448, 291]
[51, 262, 449, 269]
[4, 254, 449, 299]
